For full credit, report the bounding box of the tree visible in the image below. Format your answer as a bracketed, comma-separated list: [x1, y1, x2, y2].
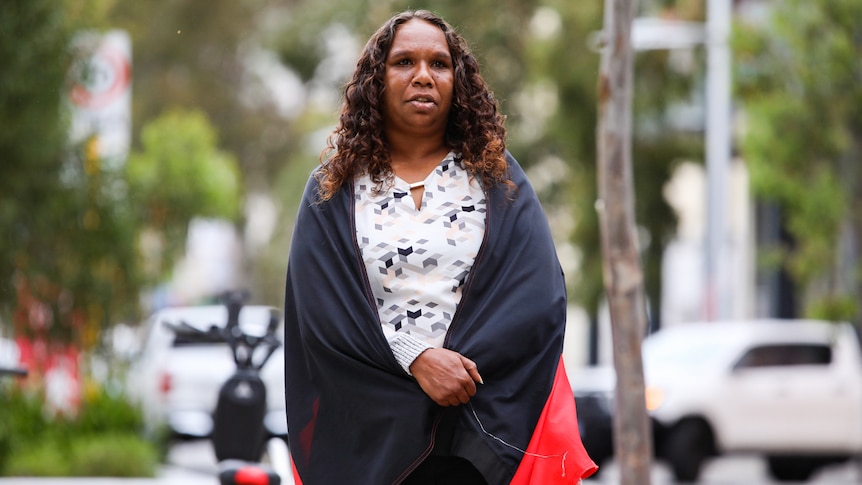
[126, 109, 242, 282]
[733, 0, 862, 322]
[597, 0, 653, 482]
[531, 1, 702, 338]
[104, 0, 304, 200]
[101, 0, 312, 305]
[0, 1, 243, 350]
[0, 0, 130, 345]
[0, 0, 70, 307]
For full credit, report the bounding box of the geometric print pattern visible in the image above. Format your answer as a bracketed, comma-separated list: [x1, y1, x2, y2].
[355, 153, 486, 348]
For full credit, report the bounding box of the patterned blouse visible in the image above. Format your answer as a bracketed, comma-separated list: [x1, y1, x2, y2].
[355, 153, 487, 374]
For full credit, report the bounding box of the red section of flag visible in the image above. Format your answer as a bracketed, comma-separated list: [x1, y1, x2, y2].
[510, 357, 599, 484]
[291, 458, 304, 485]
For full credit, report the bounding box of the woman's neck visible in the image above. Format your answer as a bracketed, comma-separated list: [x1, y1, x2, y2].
[388, 142, 450, 184]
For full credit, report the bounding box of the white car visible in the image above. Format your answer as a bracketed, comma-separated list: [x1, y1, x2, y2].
[126, 304, 286, 440]
[574, 319, 862, 482]
[0, 337, 25, 377]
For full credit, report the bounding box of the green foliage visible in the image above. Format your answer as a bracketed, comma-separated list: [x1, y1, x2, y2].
[808, 296, 858, 323]
[518, 1, 701, 320]
[4, 433, 158, 478]
[0, 0, 241, 346]
[0, 0, 75, 326]
[104, 0, 289, 303]
[733, 0, 862, 322]
[75, 386, 147, 435]
[0, 389, 50, 473]
[0, 383, 160, 477]
[127, 108, 241, 222]
[126, 108, 242, 279]
[0, 0, 70, 173]
[106, 0, 297, 186]
[252, 148, 320, 306]
[3, 442, 73, 477]
[68, 433, 159, 477]
[1, 0, 287, 348]
[275, 14, 328, 83]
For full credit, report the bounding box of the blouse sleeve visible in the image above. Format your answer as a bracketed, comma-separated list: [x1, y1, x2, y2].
[381, 324, 433, 376]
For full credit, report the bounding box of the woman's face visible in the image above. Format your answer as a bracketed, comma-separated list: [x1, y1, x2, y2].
[381, 18, 454, 142]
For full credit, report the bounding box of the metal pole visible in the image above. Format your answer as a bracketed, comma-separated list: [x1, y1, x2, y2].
[704, 0, 732, 320]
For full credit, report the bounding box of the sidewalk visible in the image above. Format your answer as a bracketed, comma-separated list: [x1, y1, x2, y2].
[0, 440, 219, 485]
[0, 439, 298, 485]
[0, 466, 215, 484]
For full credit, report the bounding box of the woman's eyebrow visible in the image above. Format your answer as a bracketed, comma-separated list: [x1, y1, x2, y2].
[388, 48, 451, 60]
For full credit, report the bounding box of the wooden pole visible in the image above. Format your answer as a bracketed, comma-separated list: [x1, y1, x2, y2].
[596, 0, 653, 483]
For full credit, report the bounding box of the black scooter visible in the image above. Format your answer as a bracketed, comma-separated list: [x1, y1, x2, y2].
[166, 292, 287, 485]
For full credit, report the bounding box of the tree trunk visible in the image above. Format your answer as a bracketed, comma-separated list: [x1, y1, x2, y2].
[596, 0, 653, 484]
[846, 134, 862, 330]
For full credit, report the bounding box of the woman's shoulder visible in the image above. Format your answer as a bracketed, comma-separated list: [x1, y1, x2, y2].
[503, 150, 528, 185]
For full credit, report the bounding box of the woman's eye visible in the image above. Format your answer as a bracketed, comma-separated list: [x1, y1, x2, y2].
[396, 59, 411, 66]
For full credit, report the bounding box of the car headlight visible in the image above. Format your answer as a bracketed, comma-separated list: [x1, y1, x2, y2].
[644, 385, 665, 412]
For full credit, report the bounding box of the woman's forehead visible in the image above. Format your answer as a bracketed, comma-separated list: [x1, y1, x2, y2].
[389, 19, 449, 52]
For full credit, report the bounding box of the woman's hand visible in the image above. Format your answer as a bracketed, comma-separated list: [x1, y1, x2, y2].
[409, 348, 483, 406]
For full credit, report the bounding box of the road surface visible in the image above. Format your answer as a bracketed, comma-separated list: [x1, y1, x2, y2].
[1, 440, 858, 484]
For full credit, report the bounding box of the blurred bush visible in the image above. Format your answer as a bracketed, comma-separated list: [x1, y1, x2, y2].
[0, 381, 163, 477]
[3, 443, 71, 477]
[0, 389, 49, 474]
[67, 433, 159, 477]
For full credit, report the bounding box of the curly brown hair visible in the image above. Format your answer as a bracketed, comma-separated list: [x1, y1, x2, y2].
[315, 9, 511, 200]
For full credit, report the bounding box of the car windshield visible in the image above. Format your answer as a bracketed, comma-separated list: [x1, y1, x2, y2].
[643, 327, 730, 372]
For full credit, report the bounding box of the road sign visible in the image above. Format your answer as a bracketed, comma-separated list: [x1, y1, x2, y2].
[68, 30, 132, 165]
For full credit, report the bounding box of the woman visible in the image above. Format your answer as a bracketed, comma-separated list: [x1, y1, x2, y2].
[283, 10, 596, 484]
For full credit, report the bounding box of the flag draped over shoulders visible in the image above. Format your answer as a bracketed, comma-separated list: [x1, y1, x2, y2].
[283, 152, 597, 484]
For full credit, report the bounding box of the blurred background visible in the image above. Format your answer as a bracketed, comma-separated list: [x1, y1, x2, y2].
[1, 0, 860, 482]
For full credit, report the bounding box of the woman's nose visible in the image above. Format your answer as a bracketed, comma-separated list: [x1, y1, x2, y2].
[412, 62, 433, 86]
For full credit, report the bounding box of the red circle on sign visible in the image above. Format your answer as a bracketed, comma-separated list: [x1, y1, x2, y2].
[70, 46, 130, 109]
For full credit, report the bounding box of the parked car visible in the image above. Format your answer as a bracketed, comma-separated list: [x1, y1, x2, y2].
[571, 319, 862, 482]
[571, 364, 615, 471]
[0, 337, 26, 378]
[125, 305, 286, 440]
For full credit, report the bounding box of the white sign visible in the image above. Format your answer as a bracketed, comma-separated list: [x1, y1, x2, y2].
[68, 30, 132, 166]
